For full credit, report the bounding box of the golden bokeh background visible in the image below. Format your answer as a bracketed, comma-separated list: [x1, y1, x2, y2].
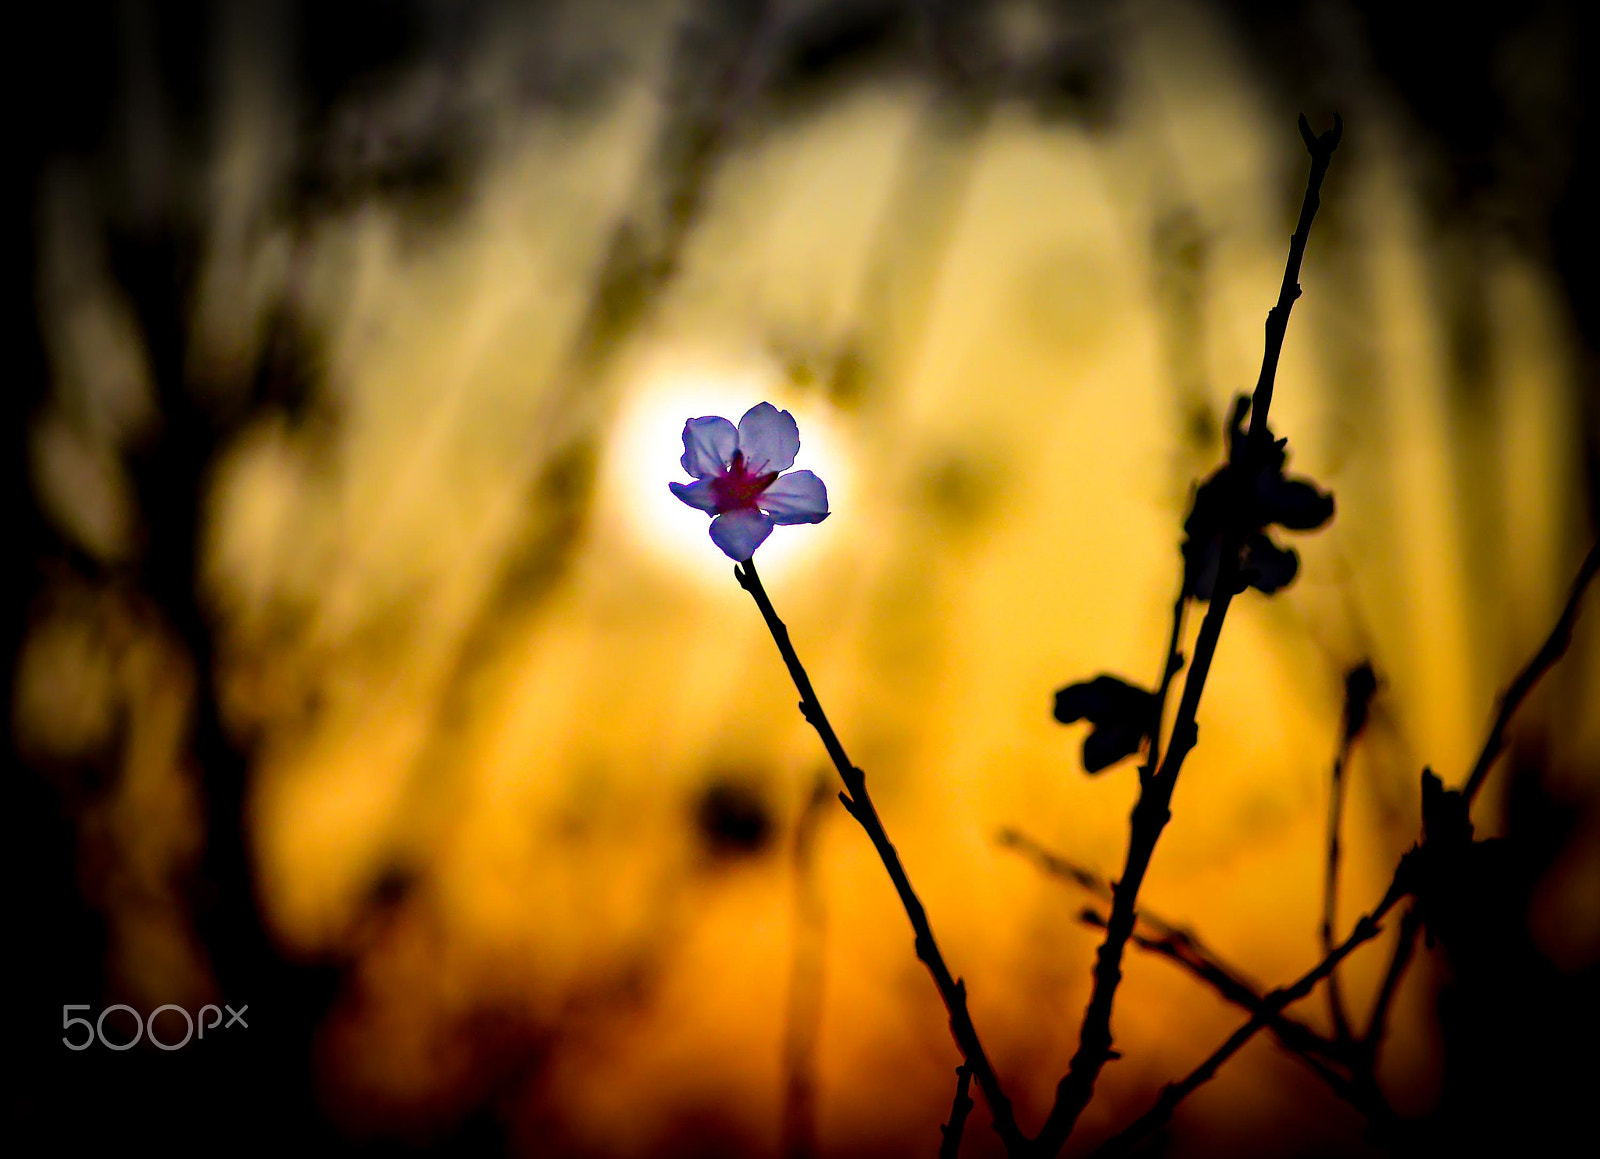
[11, 1, 1597, 1156]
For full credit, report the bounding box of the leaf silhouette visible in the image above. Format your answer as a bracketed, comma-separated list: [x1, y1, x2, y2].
[1181, 396, 1334, 601]
[1053, 674, 1159, 774]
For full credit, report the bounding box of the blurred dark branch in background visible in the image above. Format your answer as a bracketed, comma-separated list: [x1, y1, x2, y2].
[386, 0, 786, 906]
[1322, 662, 1377, 1046]
[781, 774, 831, 1159]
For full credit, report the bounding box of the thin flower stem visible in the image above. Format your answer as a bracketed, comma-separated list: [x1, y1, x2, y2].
[1092, 875, 1408, 1158]
[734, 557, 1027, 1156]
[1033, 114, 1344, 1158]
[940, 1063, 976, 1159]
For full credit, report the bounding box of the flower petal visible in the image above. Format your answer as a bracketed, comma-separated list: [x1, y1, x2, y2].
[709, 509, 774, 561]
[669, 479, 720, 512]
[737, 402, 800, 474]
[681, 416, 738, 479]
[759, 469, 829, 525]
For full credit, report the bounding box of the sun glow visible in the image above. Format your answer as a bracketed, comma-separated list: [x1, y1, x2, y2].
[604, 348, 855, 581]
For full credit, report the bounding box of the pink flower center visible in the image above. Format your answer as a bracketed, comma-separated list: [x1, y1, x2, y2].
[710, 452, 779, 514]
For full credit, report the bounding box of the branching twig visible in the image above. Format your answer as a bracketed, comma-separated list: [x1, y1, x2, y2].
[1360, 541, 1597, 1054]
[735, 558, 1027, 1155]
[782, 775, 832, 1159]
[1359, 905, 1421, 1063]
[1140, 589, 1188, 788]
[1323, 663, 1376, 1046]
[1092, 874, 1408, 1157]
[997, 829, 1276, 1023]
[1033, 114, 1344, 1157]
[940, 1063, 976, 1159]
[1119, 924, 1355, 1083]
[1322, 755, 1353, 1042]
[999, 829, 1395, 1121]
[1462, 541, 1598, 806]
[1099, 540, 1599, 1150]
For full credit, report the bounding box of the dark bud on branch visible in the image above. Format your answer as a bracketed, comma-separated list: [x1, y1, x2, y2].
[1420, 768, 1473, 851]
[1182, 395, 1335, 601]
[1342, 661, 1378, 743]
[1053, 674, 1160, 774]
[1413, 768, 1506, 950]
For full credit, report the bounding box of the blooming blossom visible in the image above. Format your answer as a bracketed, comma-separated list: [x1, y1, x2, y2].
[669, 402, 830, 560]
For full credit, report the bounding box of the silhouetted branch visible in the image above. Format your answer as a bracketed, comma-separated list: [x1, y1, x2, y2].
[1463, 542, 1598, 805]
[1360, 541, 1596, 1060]
[1033, 114, 1344, 1157]
[940, 1063, 976, 1159]
[997, 829, 1268, 1013]
[1139, 589, 1189, 789]
[1322, 744, 1355, 1044]
[782, 774, 832, 1159]
[1093, 872, 1406, 1157]
[1118, 924, 1357, 1088]
[1323, 663, 1377, 1045]
[1359, 905, 1421, 1062]
[735, 557, 1026, 1156]
[999, 828, 1399, 1123]
[1098, 540, 1599, 1151]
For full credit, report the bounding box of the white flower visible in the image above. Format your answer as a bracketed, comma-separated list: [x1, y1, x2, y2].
[669, 402, 830, 560]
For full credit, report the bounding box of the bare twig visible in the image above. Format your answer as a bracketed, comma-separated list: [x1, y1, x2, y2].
[1140, 589, 1189, 788]
[1033, 114, 1344, 1157]
[1099, 540, 1600, 1150]
[782, 775, 832, 1159]
[1092, 874, 1407, 1157]
[1361, 541, 1597, 1056]
[1359, 905, 1421, 1062]
[1462, 542, 1598, 806]
[940, 1063, 976, 1159]
[735, 558, 1026, 1155]
[1120, 925, 1354, 1082]
[999, 828, 1394, 1119]
[1322, 735, 1355, 1044]
[997, 829, 1267, 1010]
[1323, 663, 1376, 1045]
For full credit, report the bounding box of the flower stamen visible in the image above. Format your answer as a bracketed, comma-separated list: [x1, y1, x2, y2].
[710, 451, 781, 513]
